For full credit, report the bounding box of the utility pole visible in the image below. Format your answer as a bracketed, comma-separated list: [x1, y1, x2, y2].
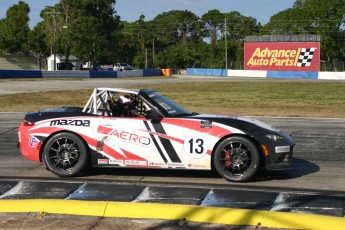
[152, 38, 155, 68]
[45, 8, 62, 71]
[224, 18, 228, 69]
[145, 48, 148, 69]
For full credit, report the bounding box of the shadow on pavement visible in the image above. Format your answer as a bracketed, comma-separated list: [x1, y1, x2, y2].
[255, 158, 320, 182]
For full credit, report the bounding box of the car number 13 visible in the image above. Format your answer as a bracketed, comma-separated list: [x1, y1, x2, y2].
[183, 134, 208, 159]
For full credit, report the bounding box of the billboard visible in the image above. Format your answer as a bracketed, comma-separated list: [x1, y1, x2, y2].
[244, 42, 320, 71]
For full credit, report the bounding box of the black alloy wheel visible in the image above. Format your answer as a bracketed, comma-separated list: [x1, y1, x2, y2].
[42, 132, 88, 177]
[213, 136, 260, 182]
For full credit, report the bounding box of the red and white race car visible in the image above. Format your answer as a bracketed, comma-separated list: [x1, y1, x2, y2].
[18, 88, 294, 182]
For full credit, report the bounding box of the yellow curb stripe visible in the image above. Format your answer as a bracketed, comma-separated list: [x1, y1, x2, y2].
[1, 199, 345, 230]
[0, 199, 107, 217]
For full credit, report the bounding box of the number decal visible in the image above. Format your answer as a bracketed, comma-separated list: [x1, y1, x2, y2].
[189, 138, 204, 154]
[184, 134, 208, 159]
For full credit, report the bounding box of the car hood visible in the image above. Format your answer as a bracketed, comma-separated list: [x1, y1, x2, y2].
[188, 114, 281, 133]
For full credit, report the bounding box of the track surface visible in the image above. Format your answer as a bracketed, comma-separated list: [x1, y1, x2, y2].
[1, 77, 345, 228]
[1, 113, 345, 192]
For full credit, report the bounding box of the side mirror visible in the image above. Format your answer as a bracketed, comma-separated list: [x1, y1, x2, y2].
[144, 110, 163, 122]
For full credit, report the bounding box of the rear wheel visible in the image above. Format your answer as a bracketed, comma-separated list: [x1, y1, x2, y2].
[213, 136, 260, 182]
[42, 132, 88, 177]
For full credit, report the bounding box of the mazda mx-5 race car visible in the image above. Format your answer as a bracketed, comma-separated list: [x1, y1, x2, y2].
[18, 88, 295, 182]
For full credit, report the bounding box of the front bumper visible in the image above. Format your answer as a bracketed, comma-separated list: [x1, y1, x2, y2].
[260, 134, 295, 170]
[265, 145, 293, 170]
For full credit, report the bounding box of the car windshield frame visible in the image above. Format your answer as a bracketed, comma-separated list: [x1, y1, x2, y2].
[139, 90, 192, 117]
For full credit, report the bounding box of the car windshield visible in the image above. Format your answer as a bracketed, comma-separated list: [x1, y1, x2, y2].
[147, 91, 192, 117]
[120, 63, 129, 66]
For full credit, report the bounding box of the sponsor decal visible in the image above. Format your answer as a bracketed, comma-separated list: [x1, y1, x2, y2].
[125, 160, 147, 166]
[296, 48, 316, 67]
[50, 119, 90, 127]
[148, 162, 166, 167]
[98, 159, 108, 165]
[109, 159, 124, 165]
[244, 42, 320, 71]
[167, 162, 185, 167]
[188, 163, 207, 168]
[29, 136, 39, 147]
[97, 125, 113, 134]
[200, 120, 212, 128]
[275, 146, 290, 153]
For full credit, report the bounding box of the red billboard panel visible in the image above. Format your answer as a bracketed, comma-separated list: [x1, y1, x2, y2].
[244, 42, 320, 71]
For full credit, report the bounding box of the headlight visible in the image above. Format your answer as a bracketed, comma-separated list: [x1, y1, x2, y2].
[266, 134, 284, 142]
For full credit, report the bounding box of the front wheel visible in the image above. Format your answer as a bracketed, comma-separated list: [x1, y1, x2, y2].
[42, 132, 88, 177]
[213, 136, 260, 182]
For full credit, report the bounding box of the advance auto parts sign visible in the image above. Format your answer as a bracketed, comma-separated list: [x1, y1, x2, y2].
[244, 42, 320, 71]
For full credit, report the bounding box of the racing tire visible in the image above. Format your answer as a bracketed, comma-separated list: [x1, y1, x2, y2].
[213, 136, 260, 182]
[42, 132, 88, 177]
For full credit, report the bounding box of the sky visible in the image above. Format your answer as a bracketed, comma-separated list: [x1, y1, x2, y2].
[0, 0, 296, 28]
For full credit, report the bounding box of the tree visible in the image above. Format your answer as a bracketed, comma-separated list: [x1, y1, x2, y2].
[223, 11, 261, 69]
[152, 10, 199, 46]
[155, 41, 208, 69]
[199, 10, 225, 67]
[43, 0, 121, 67]
[0, 1, 30, 53]
[295, 0, 345, 70]
[122, 10, 202, 69]
[150, 10, 200, 68]
[117, 21, 137, 65]
[57, 0, 80, 69]
[28, 22, 48, 70]
[262, 0, 345, 71]
[131, 15, 152, 68]
[260, 7, 309, 35]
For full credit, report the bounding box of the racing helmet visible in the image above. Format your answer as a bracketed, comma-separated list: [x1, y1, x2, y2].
[116, 95, 137, 116]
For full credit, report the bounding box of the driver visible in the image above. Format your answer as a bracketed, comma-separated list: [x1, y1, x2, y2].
[117, 95, 137, 117]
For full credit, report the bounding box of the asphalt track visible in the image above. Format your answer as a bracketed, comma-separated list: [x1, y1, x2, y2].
[1, 76, 345, 229]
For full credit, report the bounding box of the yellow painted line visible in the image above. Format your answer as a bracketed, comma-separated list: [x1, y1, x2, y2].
[1, 199, 345, 230]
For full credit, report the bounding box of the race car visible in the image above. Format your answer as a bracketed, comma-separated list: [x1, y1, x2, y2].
[18, 88, 295, 182]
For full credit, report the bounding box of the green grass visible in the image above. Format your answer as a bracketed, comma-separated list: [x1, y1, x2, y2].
[1, 81, 345, 118]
